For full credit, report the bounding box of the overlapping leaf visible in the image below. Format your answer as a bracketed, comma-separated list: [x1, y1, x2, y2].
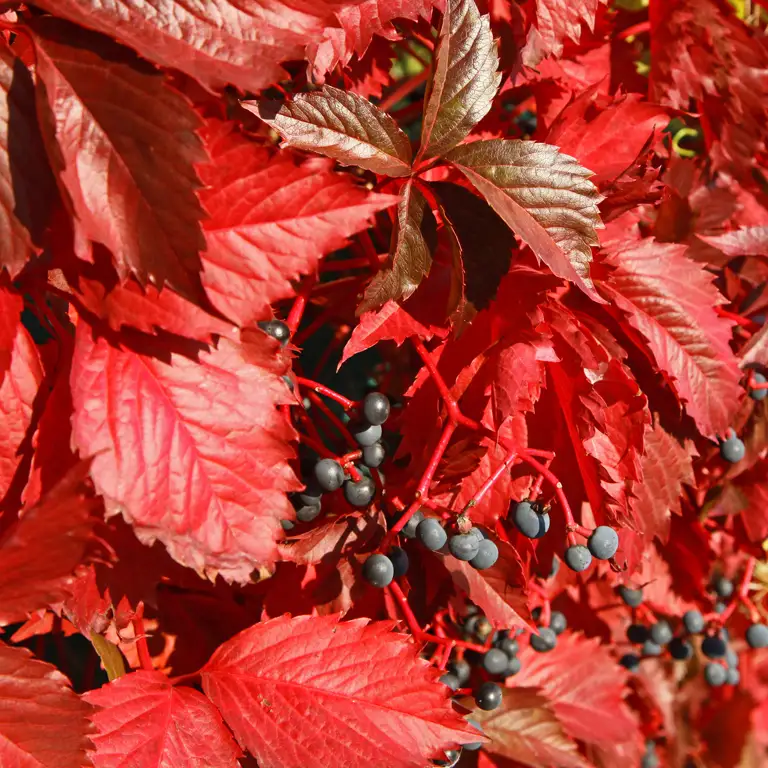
[0, 285, 43, 503]
[445, 139, 603, 301]
[600, 237, 742, 438]
[359, 180, 438, 313]
[249, 86, 412, 177]
[418, 0, 501, 161]
[31, 18, 208, 303]
[201, 614, 478, 768]
[0, 462, 98, 626]
[34, 0, 437, 92]
[629, 422, 695, 544]
[84, 671, 242, 768]
[469, 687, 589, 768]
[0, 642, 95, 767]
[69, 320, 300, 583]
[0, 39, 55, 277]
[700, 227, 768, 258]
[514, 633, 638, 745]
[198, 119, 397, 326]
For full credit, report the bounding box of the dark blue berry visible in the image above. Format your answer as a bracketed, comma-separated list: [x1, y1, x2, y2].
[530, 627, 557, 652]
[388, 546, 409, 578]
[701, 634, 727, 659]
[499, 637, 519, 657]
[650, 620, 673, 646]
[439, 673, 460, 691]
[627, 624, 649, 644]
[362, 442, 386, 468]
[258, 319, 290, 345]
[362, 554, 393, 587]
[448, 659, 471, 686]
[344, 476, 376, 507]
[683, 610, 704, 634]
[475, 682, 502, 710]
[417, 518, 447, 551]
[749, 372, 768, 401]
[642, 640, 662, 657]
[746, 623, 768, 649]
[363, 392, 391, 426]
[618, 585, 643, 607]
[296, 501, 322, 523]
[564, 545, 592, 572]
[713, 576, 734, 599]
[587, 526, 619, 560]
[352, 422, 383, 447]
[464, 720, 483, 751]
[401, 510, 424, 539]
[314, 458, 345, 492]
[720, 434, 745, 463]
[549, 611, 567, 635]
[704, 662, 727, 687]
[506, 656, 522, 676]
[449, 533, 481, 561]
[620, 653, 640, 671]
[669, 637, 693, 660]
[483, 648, 509, 675]
[470, 539, 499, 570]
[726, 668, 740, 686]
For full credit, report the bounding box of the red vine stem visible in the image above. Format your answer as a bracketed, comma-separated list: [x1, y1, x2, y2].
[131, 613, 154, 672]
[296, 378, 356, 410]
[286, 275, 317, 334]
[302, 390, 357, 449]
[462, 449, 518, 515]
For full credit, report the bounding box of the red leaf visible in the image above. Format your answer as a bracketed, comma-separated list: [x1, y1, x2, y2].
[201, 614, 478, 768]
[249, 87, 413, 178]
[600, 237, 742, 438]
[0, 285, 43, 503]
[418, 0, 501, 161]
[546, 89, 668, 186]
[31, 19, 208, 303]
[438, 540, 531, 630]
[700, 226, 768, 258]
[359, 180, 438, 313]
[34, 0, 436, 92]
[521, 0, 610, 68]
[341, 300, 441, 364]
[0, 641, 95, 767]
[75, 276, 235, 343]
[84, 670, 241, 768]
[70, 321, 299, 582]
[198, 119, 398, 326]
[0, 462, 98, 627]
[514, 633, 639, 745]
[445, 139, 604, 302]
[469, 686, 590, 768]
[629, 422, 696, 544]
[0, 39, 55, 277]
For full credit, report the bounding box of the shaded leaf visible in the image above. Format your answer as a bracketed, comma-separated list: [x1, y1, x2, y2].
[201, 614, 477, 768]
[84, 670, 241, 768]
[359, 181, 437, 313]
[418, 0, 501, 161]
[31, 19, 208, 303]
[514, 633, 638, 746]
[248, 86, 412, 178]
[433, 182, 518, 321]
[198, 119, 397, 326]
[0, 284, 43, 503]
[0, 641, 95, 767]
[445, 139, 603, 301]
[0, 462, 98, 627]
[0, 39, 55, 277]
[439, 540, 530, 630]
[469, 686, 590, 768]
[600, 237, 742, 438]
[630, 422, 696, 544]
[70, 321, 300, 583]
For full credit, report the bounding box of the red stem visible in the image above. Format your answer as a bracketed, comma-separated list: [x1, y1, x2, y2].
[462, 449, 518, 515]
[131, 615, 154, 672]
[286, 275, 317, 334]
[296, 378, 356, 410]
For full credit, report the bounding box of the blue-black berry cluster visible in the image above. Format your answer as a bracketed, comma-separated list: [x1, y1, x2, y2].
[510, 500, 619, 573]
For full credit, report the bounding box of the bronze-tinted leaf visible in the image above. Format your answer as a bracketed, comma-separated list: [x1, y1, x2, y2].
[248, 86, 412, 177]
[445, 139, 603, 301]
[418, 0, 501, 161]
[358, 180, 437, 313]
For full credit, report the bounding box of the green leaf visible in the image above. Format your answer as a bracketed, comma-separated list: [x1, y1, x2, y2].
[247, 86, 412, 177]
[445, 139, 604, 302]
[358, 180, 437, 313]
[418, 0, 501, 161]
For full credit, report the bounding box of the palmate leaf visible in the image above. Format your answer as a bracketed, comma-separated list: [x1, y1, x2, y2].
[84, 671, 242, 768]
[201, 614, 478, 768]
[69, 320, 300, 583]
[198, 119, 398, 326]
[0, 642, 95, 767]
[445, 139, 604, 301]
[418, 0, 501, 161]
[248, 86, 412, 178]
[30, 18, 208, 304]
[600, 237, 743, 438]
[359, 180, 438, 313]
